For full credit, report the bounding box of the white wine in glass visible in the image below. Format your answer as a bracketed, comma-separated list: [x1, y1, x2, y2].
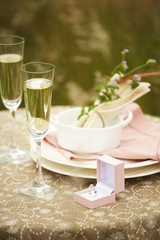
[24, 78, 53, 140]
[0, 35, 30, 164]
[19, 62, 58, 199]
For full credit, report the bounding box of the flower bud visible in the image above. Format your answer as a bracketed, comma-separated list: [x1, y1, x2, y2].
[121, 49, 129, 54]
[146, 59, 156, 65]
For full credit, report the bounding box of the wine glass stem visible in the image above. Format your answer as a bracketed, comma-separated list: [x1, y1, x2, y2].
[10, 110, 17, 149]
[34, 140, 44, 186]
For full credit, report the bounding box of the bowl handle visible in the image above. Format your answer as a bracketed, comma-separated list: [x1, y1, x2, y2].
[121, 111, 133, 128]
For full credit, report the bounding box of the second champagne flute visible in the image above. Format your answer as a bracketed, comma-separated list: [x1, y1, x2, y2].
[19, 62, 58, 199]
[0, 35, 30, 164]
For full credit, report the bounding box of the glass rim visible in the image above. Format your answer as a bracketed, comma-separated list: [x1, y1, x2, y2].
[0, 35, 25, 45]
[20, 62, 55, 74]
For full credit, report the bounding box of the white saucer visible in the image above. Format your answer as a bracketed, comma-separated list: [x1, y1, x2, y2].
[31, 150, 160, 179]
[30, 139, 160, 179]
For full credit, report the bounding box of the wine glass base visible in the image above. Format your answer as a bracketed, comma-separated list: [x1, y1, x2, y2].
[0, 147, 31, 164]
[19, 181, 58, 199]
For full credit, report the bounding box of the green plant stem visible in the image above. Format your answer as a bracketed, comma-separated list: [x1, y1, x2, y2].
[124, 63, 148, 77]
[111, 63, 122, 76]
[94, 110, 105, 127]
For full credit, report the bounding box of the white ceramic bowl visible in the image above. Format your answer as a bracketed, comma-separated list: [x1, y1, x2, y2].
[53, 108, 133, 154]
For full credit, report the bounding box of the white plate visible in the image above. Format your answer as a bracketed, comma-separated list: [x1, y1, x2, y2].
[31, 151, 160, 179]
[31, 139, 158, 169]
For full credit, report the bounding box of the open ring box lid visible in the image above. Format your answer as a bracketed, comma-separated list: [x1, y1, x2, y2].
[74, 155, 125, 209]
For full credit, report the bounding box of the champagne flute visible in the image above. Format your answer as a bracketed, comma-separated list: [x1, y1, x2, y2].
[0, 35, 30, 164]
[19, 62, 58, 199]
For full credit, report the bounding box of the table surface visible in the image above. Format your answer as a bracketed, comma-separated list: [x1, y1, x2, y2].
[0, 106, 160, 240]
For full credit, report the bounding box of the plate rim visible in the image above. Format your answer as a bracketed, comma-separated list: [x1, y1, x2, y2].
[31, 138, 158, 169]
[32, 155, 160, 179]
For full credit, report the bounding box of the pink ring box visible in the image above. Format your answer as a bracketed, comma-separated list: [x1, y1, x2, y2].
[74, 155, 125, 209]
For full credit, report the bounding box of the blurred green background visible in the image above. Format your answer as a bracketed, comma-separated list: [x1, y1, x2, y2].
[0, 0, 160, 116]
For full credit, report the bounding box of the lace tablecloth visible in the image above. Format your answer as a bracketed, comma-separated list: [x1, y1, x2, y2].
[0, 107, 160, 240]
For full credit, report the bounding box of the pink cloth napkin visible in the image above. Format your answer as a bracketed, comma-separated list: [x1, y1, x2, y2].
[45, 103, 160, 161]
